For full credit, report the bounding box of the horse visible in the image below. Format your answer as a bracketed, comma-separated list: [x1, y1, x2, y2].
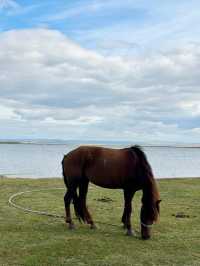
[62, 145, 161, 239]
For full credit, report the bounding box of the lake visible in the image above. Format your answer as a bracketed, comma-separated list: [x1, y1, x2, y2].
[0, 143, 200, 179]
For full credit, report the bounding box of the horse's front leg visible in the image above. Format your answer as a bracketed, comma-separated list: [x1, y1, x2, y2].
[121, 208, 126, 229]
[122, 188, 135, 236]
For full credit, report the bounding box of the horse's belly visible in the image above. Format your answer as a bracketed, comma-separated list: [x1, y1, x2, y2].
[86, 168, 128, 189]
[89, 176, 123, 189]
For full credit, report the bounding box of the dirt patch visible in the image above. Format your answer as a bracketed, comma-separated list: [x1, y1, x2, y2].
[95, 197, 114, 203]
[172, 212, 196, 218]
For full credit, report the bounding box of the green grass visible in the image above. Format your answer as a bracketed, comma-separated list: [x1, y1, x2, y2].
[0, 177, 200, 266]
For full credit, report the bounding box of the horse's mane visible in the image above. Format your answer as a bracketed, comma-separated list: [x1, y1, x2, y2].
[130, 145, 153, 179]
[130, 145, 160, 222]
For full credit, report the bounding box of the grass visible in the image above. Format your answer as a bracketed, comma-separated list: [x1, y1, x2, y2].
[0, 177, 200, 266]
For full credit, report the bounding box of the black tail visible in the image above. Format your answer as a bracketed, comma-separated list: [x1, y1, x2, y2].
[62, 156, 85, 222]
[62, 156, 68, 188]
[72, 191, 85, 222]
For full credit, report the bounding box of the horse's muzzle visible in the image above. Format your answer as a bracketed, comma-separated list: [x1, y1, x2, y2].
[141, 234, 151, 240]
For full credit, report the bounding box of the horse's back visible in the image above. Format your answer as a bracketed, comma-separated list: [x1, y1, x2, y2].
[85, 146, 135, 188]
[62, 145, 137, 188]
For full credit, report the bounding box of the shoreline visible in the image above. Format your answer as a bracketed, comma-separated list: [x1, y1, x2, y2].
[1, 142, 200, 149]
[1, 175, 200, 181]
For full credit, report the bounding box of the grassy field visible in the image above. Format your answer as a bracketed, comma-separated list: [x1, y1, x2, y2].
[0, 177, 200, 266]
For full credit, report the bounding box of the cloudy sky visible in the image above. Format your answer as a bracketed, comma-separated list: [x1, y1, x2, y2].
[0, 0, 200, 143]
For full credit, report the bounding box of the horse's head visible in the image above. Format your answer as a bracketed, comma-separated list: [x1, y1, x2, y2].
[140, 199, 161, 240]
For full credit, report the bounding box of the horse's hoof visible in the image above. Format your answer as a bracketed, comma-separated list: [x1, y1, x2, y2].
[126, 230, 134, 236]
[141, 235, 150, 240]
[68, 223, 75, 230]
[90, 224, 97, 229]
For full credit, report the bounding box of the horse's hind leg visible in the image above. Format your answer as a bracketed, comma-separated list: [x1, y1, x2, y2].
[64, 189, 75, 229]
[79, 179, 96, 229]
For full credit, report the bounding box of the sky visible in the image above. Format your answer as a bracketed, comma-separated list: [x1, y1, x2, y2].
[0, 0, 200, 143]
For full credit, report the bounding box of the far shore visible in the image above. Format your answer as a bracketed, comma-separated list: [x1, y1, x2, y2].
[1, 175, 200, 181]
[1, 141, 200, 148]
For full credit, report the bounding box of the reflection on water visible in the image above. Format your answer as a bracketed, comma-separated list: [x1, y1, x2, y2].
[0, 144, 200, 178]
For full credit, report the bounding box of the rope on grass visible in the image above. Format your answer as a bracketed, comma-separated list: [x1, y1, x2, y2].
[7, 188, 200, 259]
[8, 188, 127, 229]
[8, 188, 65, 218]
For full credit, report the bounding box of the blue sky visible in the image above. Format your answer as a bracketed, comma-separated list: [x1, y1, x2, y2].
[2, 0, 200, 53]
[0, 0, 200, 143]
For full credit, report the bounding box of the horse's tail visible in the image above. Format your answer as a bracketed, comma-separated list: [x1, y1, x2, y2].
[72, 190, 85, 223]
[62, 155, 85, 222]
[130, 145, 153, 180]
[62, 156, 68, 188]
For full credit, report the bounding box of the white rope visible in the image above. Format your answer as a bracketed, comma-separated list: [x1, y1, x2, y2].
[8, 188, 136, 229]
[8, 188, 143, 233]
[8, 188, 65, 218]
[140, 221, 153, 228]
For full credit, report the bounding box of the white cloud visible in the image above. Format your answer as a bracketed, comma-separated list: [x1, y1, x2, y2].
[0, 28, 200, 142]
[0, 0, 19, 10]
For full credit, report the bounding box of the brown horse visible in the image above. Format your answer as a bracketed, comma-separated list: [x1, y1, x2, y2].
[62, 145, 161, 239]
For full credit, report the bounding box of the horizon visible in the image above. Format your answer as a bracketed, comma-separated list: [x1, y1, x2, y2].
[1, 1, 200, 143]
[1, 138, 200, 147]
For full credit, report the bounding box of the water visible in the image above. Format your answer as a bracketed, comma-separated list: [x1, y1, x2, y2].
[0, 143, 200, 179]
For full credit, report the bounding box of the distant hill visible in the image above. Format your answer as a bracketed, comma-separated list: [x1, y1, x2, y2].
[0, 139, 200, 148]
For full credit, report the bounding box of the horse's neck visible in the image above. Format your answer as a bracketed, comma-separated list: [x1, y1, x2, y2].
[142, 177, 158, 204]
